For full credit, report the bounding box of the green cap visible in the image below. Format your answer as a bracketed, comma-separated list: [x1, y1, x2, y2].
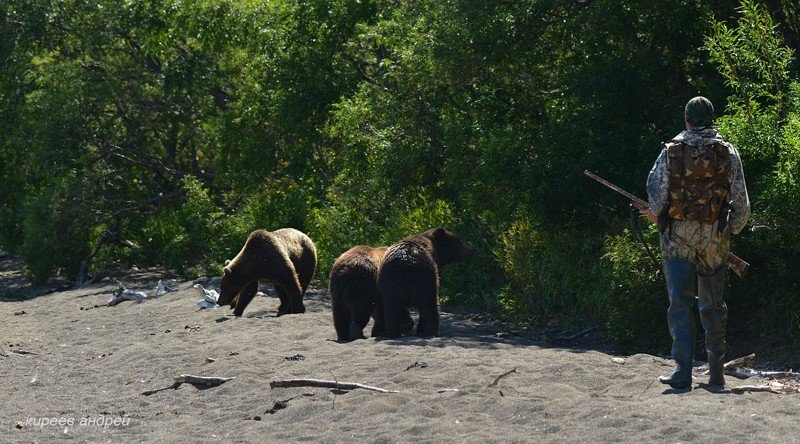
[684, 96, 714, 127]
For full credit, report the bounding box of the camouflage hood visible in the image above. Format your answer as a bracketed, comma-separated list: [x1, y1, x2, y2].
[671, 127, 725, 148]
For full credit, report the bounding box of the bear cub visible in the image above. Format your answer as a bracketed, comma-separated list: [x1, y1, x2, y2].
[377, 227, 474, 338]
[218, 228, 317, 316]
[330, 245, 388, 341]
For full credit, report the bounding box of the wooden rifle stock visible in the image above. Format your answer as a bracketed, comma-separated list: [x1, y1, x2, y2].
[584, 170, 749, 276]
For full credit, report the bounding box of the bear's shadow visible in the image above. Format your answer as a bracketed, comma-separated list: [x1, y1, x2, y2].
[365, 310, 603, 354]
[369, 313, 530, 350]
[293, 285, 609, 354]
[214, 281, 609, 355]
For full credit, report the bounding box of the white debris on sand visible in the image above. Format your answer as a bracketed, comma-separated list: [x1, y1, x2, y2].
[193, 284, 220, 309]
[106, 279, 169, 306]
[154, 280, 167, 297]
[107, 289, 148, 306]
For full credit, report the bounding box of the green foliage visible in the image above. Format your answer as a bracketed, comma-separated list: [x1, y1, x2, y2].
[497, 218, 604, 323]
[602, 226, 668, 351]
[19, 174, 97, 284]
[138, 176, 222, 276]
[705, 1, 800, 341]
[308, 195, 455, 278]
[1, 0, 799, 354]
[706, 1, 794, 115]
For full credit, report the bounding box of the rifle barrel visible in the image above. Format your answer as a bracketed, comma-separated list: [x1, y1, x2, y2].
[583, 169, 749, 276]
[583, 170, 648, 208]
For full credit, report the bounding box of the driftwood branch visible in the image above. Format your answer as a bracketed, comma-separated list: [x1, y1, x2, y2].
[107, 279, 148, 306]
[722, 353, 800, 380]
[547, 326, 602, 342]
[436, 388, 459, 393]
[723, 353, 755, 371]
[561, 327, 601, 340]
[270, 378, 398, 393]
[727, 368, 800, 380]
[174, 374, 235, 386]
[142, 374, 235, 396]
[730, 383, 798, 395]
[9, 349, 40, 356]
[488, 368, 518, 387]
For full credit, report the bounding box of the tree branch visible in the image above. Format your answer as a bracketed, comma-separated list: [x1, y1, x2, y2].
[270, 378, 398, 393]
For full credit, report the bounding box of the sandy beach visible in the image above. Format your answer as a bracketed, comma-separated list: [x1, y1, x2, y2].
[1, 257, 798, 442]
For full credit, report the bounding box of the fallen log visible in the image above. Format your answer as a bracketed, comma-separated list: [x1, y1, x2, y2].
[270, 378, 398, 393]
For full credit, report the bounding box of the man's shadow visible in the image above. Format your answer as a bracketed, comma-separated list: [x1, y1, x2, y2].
[661, 383, 729, 395]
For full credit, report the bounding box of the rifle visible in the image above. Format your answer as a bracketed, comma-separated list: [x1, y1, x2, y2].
[584, 170, 749, 277]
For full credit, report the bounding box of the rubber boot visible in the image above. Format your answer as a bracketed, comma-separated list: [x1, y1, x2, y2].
[698, 267, 727, 388]
[659, 258, 697, 390]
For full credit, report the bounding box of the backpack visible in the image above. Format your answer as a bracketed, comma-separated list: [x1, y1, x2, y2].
[666, 141, 731, 223]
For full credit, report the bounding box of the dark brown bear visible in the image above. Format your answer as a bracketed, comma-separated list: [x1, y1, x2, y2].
[329, 245, 388, 341]
[377, 227, 474, 338]
[218, 228, 317, 317]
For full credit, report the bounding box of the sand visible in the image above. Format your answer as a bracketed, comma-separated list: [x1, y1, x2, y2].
[1, 260, 799, 442]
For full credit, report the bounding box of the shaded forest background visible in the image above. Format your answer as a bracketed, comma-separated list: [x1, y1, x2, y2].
[1, 0, 798, 355]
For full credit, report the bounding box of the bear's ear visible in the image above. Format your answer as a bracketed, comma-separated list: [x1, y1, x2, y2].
[223, 266, 231, 277]
[224, 259, 231, 266]
[435, 227, 446, 237]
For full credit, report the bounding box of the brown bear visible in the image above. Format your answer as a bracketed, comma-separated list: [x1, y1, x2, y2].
[377, 227, 474, 338]
[218, 228, 317, 317]
[329, 245, 388, 341]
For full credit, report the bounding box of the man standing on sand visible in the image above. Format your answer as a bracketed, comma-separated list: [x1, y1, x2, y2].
[641, 96, 750, 390]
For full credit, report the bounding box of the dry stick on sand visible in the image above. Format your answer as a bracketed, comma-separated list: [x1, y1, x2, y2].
[270, 379, 398, 393]
[9, 349, 40, 356]
[557, 327, 601, 341]
[488, 368, 518, 387]
[437, 388, 459, 393]
[142, 375, 235, 396]
[728, 368, 800, 380]
[174, 374, 235, 386]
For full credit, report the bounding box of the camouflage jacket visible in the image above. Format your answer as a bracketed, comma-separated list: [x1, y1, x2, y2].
[647, 128, 750, 234]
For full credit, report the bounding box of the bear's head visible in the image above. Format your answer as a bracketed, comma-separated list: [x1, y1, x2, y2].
[423, 227, 475, 266]
[217, 266, 244, 307]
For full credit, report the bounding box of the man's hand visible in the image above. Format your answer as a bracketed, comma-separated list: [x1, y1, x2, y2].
[639, 208, 658, 224]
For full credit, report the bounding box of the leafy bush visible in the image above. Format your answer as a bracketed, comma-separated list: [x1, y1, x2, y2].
[602, 227, 668, 351]
[497, 217, 606, 325]
[308, 195, 456, 279]
[138, 176, 222, 276]
[705, 0, 800, 342]
[19, 175, 97, 283]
